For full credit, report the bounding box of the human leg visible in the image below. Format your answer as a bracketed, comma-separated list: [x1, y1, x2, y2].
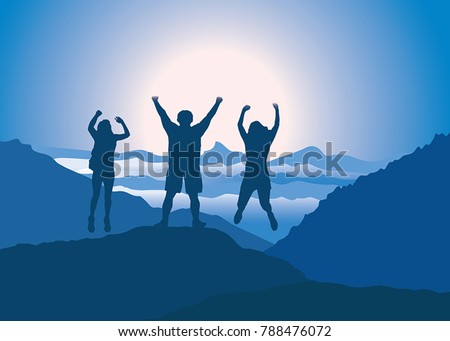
[188, 192, 206, 228]
[156, 169, 183, 227]
[185, 174, 205, 227]
[257, 181, 278, 231]
[155, 190, 177, 227]
[88, 172, 102, 232]
[103, 176, 115, 232]
[234, 179, 254, 224]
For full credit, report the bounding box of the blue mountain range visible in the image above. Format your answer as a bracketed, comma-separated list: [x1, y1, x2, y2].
[2, 136, 450, 320]
[38, 141, 385, 176]
[267, 133, 450, 292]
[0, 140, 270, 251]
[38, 142, 387, 202]
[269, 145, 387, 174]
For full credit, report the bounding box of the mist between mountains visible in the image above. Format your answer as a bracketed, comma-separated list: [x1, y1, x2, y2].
[99, 142, 349, 179]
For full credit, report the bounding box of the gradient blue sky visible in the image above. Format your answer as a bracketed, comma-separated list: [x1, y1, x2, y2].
[1, 0, 449, 160]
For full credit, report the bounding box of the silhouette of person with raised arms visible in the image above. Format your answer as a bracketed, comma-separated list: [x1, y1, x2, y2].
[152, 96, 223, 228]
[234, 103, 280, 231]
[87, 110, 130, 233]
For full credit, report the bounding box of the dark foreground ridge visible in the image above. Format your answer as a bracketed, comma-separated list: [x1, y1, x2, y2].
[0, 226, 304, 320]
[164, 281, 450, 321]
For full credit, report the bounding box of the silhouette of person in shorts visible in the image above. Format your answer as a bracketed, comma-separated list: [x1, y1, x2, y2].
[152, 96, 223, 228]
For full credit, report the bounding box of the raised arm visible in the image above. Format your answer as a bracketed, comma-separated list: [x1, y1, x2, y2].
[196, 97, 223, 135]
[238, 105, 251, 140]
[114, 116, 130, 141]
[269, 103, 280, 140]
[88, 110, 102, 138]
[152, 96, 176, 132]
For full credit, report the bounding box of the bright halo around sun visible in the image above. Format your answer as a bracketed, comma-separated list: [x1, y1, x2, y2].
[148, 46, 292, 151]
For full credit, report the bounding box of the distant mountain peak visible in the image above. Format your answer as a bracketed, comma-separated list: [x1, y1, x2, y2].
[1, 139, 52, 162]
[2, 139, 31, 149]
[204, 141, 234, 154]
[202, 141, 243, 166]
[431, 132, 448, 145]
[212, 141, 228, 149]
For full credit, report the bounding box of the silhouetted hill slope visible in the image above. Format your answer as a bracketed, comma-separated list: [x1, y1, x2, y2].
[34, 146, 92, 159]
[0, 139, 157, 248]
[267, 134, 450, 292]
[0, 140, 271, 251]
[0, 227, 304, 320]
[164, 281, 450, 321]
[171, 210, 273, 251]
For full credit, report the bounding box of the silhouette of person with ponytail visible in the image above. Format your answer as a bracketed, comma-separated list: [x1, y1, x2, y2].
[87, 110, 130, 232]
[234, 103, 280, 231]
